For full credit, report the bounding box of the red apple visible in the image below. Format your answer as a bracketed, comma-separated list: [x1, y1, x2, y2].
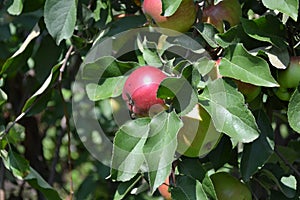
[122, 66, 167, 117]
[158, 177, 172, 200]
[142, 0, 197, 33]
[202, 0, 242, 32]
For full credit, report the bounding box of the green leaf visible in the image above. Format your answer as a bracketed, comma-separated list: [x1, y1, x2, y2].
[259, 169, 296, 198]
[75, 174, 98, 200]
[199, 78, 260, 143]
[136, 37, 162, 67]
[241, 15, 287, 48]
[34, 34, 63, 83]
[157, 71, 198, 116]
[82, 56, 139, 80]
[0, 24, 40, 75]
[249, 46, 290, 69]
[262, 0, 299, 21]
[22, 64, 60, 113]
[177, 157, 206, 181]
[105, 15, 147, 37]
[1, 150, 30, 179]
[145, 111, 183, 193]
[86, 76, 126, 101]
[288, 86, 300, 133]
[202, 173, 217, 200]
[0, 89, 7, 106]
[241, 110, 274, 181]
[215, 24, 264, 50]
[113, 175, 142, 200]
[171, 175, 209, 200]
[6, 122, 25, 146]
[208, 135, 234, 170]
[193, 57, 215, 76]
[281, 175, 297, 191]
[111, 118, 150, 181]
[161, 0, 182, 17]
[194, 23, 219, 48]
[44, 0, 77, 45]
[25, 167, 62, 200]
[7, 0, 23, 15]
[219, 43, 279, 87]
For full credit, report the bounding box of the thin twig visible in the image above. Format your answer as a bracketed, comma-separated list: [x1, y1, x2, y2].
[57, 45, 74, 199]
[48, 128, 65, 185]
[274, 147, 300, 178]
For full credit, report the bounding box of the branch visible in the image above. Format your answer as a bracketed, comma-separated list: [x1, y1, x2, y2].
[48, 128, 65, 185]
[57, 45, 74, 199]
[274, 147, 300, 178]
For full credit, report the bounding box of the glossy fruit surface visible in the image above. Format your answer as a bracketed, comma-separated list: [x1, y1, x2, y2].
[158, 177, 172, 200]
[122, 66, 167, 117]
[277, 56, 300, 89]
[210, 172, 252, 200]
[274, 87, 293, 101]
[176, 104, 221, 157]
[142, 0, 196, 33]
[202, 0, 242, 32]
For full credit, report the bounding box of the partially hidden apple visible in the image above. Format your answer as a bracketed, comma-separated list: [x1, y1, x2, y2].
[210, 172, 252, 200]
[277, 56, 300, 89]
[202, 0, 242, 32]
[274, 87, 293, 101]
[142, 0, 197, 33]
[122, 66, 167, 117]
[176, 104, 222, 158]
[158, 177, 172, 200]
[214, 58, 261, 102]
[234, 79, 261, 102]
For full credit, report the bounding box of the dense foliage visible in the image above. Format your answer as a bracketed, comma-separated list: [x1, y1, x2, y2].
[0, 0, 299, 199]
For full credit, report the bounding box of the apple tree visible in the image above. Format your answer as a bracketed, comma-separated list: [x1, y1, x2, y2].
[0, 0, 300, 199]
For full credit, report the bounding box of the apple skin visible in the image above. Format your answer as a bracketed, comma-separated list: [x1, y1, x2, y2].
[210, 172, 252, 200]
[122, 66, 167, 117]
[202, 0, 242, 32]
[176, 104, 221, 158]
[277, 56, 300, 89]
[234, 80, 261, 103]
[142, 0, 197, 33]
[274, 87, 293, 101]
[158, 177, 172, 200]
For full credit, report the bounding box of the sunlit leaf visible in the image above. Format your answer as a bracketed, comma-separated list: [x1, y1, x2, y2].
[25, 167, 62, 200]
[111, 118, 150, 181]
[161, 0, 182, 16]
[0, 89, 7, 106]
[44, 0, 77, 45]
[262, 0, 299, 21]
[287, 86, 300, 133]
[7, 0, 23, 15]
[22, 64, 60, 113]
[145, 111, 183, 193]
[199, 78, 260, 143]
[219, 43, 279, 87]
[0, 24, 40, 75]
[86, 76, 126, 101]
